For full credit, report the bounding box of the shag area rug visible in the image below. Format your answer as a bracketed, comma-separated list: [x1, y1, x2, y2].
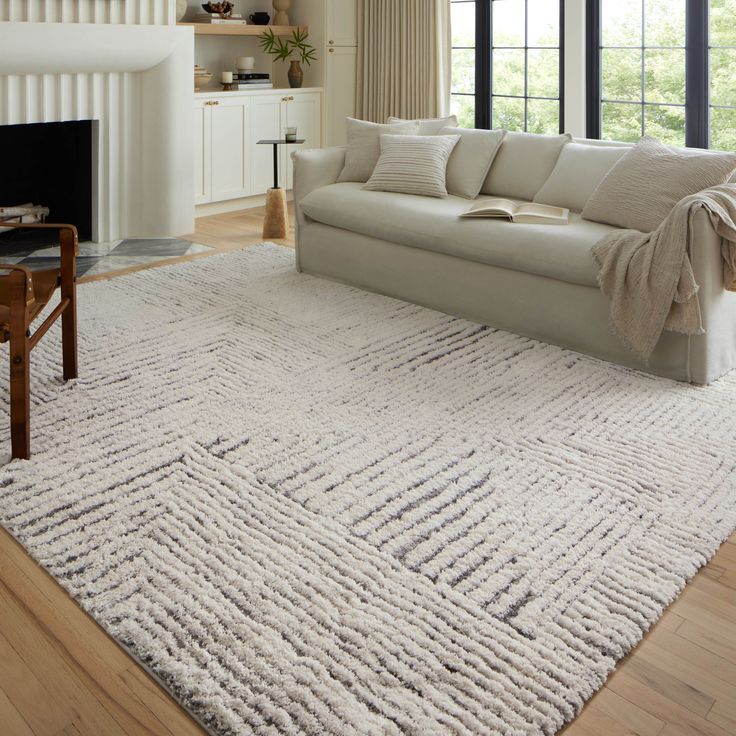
[1, 244, 735, 736]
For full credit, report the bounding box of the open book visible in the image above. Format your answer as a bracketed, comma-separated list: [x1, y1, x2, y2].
[461, 198, 569, 225]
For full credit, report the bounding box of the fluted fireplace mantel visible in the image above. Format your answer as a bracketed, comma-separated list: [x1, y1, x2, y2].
[0, 21, 194, 241]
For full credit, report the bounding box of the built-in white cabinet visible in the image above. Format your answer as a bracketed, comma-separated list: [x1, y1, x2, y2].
[325, 46, 357, 147]
[211, 97, 251, 202]
[324, 0, 358, 146]
[326, 0, 358, 47]
[195, 89, 322, 206]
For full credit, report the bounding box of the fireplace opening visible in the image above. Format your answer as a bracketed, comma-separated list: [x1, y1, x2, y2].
[0, 121, 93, 242]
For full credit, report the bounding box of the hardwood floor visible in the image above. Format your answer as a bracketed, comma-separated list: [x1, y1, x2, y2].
[2, 206, 735, 735]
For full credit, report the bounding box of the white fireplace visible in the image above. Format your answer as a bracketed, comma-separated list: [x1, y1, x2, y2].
[0, 19, 194, 242]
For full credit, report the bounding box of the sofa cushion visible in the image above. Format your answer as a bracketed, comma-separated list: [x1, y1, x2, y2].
[439, 126, 506, 199]
[388, 115, 458, 135]
[482, 131, 572, 201]
[582, 136, 736, 232]
[338, 118, 420, 183]
[299, 183, 620, 287]
[533, 143, 628, 212]
[364, 134, 460, 198]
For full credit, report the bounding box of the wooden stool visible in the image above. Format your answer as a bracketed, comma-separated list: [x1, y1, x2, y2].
[256, 138, 305, 240]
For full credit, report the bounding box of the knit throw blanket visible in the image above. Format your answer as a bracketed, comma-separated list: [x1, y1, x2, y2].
[592, 185, 736, 361]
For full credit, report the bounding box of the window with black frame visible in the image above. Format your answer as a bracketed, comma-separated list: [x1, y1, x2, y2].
[451, 0, 564, 133]
[451, 0, 477, 128]
[587, 0, 736, 150]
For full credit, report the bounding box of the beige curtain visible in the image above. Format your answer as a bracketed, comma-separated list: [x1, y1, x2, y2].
[356, 0, 452, 123]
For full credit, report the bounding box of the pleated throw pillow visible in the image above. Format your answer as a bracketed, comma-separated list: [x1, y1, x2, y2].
[439, 126, 506, 199]
[364, 134, 460, 198]
[582, 136, 736, 232]
[338, 118, 420, 183]
[387, 115, 458, 135]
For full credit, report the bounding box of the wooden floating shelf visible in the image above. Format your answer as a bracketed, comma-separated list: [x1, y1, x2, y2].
[178, 23, 306, 37]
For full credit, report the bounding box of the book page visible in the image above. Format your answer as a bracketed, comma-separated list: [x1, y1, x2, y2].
[467, 198, 516, 216]
[516, 203, 567, 219]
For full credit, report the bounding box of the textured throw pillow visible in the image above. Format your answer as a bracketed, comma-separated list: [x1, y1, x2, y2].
[482, 131, 573, 201]
[534, 142, 629, 212]
[338, 118, 420, 183]
[438, 126, 506, 199]
[363, 134, 460, 198]
[582, 136, 736, 232]
[387, 115, 458, 135]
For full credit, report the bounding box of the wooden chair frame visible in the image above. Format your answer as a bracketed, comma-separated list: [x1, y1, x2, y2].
[0, 223, 78, 459]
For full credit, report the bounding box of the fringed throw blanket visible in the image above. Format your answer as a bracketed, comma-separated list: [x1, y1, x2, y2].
[592, 184, 736, 360]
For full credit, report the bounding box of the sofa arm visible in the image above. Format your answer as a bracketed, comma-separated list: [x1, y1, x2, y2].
[292, 147, 346, 214]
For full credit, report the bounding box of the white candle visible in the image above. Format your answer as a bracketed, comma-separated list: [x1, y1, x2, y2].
[222, 71, 233, 84]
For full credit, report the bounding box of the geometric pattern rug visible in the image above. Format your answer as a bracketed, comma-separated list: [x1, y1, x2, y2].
[0, 244, 734, 735]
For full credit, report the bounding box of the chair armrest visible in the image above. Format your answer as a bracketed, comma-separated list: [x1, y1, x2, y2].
[0, 265, 35, 307]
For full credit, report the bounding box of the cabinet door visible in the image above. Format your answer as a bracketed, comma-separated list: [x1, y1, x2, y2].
[251, 94, 285, 194]
[194, 103, 212, 204]
[326, 0, 357, 47]
[283, 92, 322, 189]
[210, 97, 251, 202]
[325, 46, 357, 147]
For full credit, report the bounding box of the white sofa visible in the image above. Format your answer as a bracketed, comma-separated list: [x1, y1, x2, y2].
[292, 138, 736, 385]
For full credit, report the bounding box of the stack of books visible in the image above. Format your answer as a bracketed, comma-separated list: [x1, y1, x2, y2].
[194, 13, 248, 25]
[233, 72, 272, 90]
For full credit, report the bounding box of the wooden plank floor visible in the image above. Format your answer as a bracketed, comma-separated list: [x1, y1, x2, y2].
[2, 205, 735, 736]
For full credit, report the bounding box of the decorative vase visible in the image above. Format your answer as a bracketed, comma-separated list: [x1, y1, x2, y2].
[176, 0, 188, 21]
[272, 0, 291, 25]
[287, 60, 303, 89]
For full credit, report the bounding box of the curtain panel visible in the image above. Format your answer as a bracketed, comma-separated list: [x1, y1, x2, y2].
[357, 0, 451, 123]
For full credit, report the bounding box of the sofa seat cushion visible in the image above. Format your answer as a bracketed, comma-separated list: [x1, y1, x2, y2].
[299, 183, 620, 288]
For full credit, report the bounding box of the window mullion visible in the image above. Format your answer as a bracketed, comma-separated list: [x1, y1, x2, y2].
[476, 0, 492, 129]
[585, 0, 602, 138]
[686, 0, 709, 148]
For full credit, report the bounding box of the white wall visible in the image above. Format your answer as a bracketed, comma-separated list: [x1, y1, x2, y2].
[183, 0, 274, 19]
[564, 0, 586, 138]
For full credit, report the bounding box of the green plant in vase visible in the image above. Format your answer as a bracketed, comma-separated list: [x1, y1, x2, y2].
[259, 27, 317, 89]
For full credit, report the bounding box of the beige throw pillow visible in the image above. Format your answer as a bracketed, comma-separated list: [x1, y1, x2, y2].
[534, 143, 629, 212]
[438, 126, 506, 199]
[582, 136, 736, 232]
[338, 118, 420, 183]
[387, 115, 458, 135]
[363, 134, 460, 198]
[482, 131, 573, 201]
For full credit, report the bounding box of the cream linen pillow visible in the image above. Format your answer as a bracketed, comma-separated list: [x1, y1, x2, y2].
[482, 131, 573, 201]
[388, 115, 458, 135]
[438, 126, 506, 199]
[363, 134, 460, 198]
[582, 136, 736, 232]
[338, 118, 420, 183]
[534, 143, 629, 211]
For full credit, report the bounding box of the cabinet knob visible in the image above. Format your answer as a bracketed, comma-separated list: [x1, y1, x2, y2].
[289, 96, 295, 101]
[329, 40, 334, 45]
[329, 48, 334, 53]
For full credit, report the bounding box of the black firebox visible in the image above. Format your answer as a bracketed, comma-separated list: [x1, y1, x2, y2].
[0, 120, 93, 242]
